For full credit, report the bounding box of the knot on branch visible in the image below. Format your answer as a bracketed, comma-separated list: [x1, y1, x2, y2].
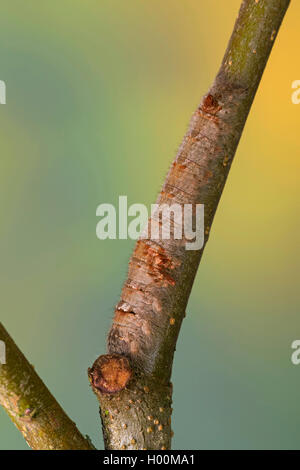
[88, 354, 132, 394]
[201, 94, 222, 115]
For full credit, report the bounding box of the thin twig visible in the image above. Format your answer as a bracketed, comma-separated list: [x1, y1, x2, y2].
[0, 323, 94, 450]
[89, 0, 291, 450]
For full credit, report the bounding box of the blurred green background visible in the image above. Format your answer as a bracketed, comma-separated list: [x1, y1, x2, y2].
[0, 0, 299, 449]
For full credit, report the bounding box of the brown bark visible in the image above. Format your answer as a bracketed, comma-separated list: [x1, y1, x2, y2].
[0, 323, 94, 450]
[90, 0, 291, 450]
[89, 355, 132, 394]
[0, 0, 291, 451]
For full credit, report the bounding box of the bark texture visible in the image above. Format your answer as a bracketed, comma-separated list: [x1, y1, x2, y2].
[0, 323, 94, 450]
[90, 0, 290, 450]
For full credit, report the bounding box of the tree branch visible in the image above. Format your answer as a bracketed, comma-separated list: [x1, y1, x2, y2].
[0, 323, 94, 450]
[89, 0, 290, 450]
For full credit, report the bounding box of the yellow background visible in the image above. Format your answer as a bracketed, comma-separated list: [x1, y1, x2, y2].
[0, 0, 299, 449]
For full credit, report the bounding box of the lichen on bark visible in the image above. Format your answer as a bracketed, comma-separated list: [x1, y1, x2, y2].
[0, 323, 94, 450]
[0, 0, 291, 451]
